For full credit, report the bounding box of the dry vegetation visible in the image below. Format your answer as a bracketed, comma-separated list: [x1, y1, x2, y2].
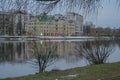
[1, 62, 120, 80]
[0, 0, 120, 14]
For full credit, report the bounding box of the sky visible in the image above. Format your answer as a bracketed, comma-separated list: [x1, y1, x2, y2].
[50, 0, 120, 28]
[86, 0, 120, 28]
[1, 0, 119, 28]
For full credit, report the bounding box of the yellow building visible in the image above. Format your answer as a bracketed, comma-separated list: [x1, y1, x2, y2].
[26, 16, 75, 36]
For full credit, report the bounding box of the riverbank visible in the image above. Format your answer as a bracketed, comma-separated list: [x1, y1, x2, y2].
[1, 62, 120, 80]
[0, 36, 113, 41]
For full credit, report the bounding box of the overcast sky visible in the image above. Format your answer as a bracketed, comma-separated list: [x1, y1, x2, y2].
[51, 0, 120, 28]
[1, 0, 119, 28]
[86, 0, 120, 28]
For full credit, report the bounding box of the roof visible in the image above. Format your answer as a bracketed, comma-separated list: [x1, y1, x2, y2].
[66, 12, 83, 17]
[12, 10, 27, 14]
[37, 14, 59, 22]
[0, 11, 10, 15]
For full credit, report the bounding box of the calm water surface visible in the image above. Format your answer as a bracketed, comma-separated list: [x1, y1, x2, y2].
[0, 40, 120, 79]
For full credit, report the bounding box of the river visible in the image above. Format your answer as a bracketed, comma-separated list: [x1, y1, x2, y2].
[0, 40, 120, 79]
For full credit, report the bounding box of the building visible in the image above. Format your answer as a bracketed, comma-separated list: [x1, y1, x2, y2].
[54, 14, 66, 21]
[66, 12, 83, 35]
[0, 10, 31, 36]
[26, 14, 75, 36]
[0, 12, 15, 35]
[11, 10, 31, 35]
[83, 22, 96, 36]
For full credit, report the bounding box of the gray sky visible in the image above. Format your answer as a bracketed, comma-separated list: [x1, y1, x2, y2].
[51, 0, 120, 28]
[1, 0, 118, 28]
[84, 0, 120, 28]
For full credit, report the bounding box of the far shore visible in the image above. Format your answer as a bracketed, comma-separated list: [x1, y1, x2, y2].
[0, 36, 116, 41]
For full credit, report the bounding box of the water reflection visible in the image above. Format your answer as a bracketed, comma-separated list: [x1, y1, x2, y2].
[0, 40, 120, 78]
[76, 40, 115, 64]
[0, 42, 31, 63]
[0, 41, 82, 64]
[114, 40, 120, 48]
[27, 41, 58, 73]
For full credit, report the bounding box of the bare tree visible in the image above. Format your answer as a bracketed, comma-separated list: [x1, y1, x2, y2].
[35, 0, 120, 14]
[28, 41, 58, 73]
[1, 0, 120, 14]
[76, 40, 114, 64]
[0, 0, 13, 12]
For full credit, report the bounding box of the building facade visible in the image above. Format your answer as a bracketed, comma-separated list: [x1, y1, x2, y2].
[66, 12, 83, 35]
[26, 15, 75, 36]
[0, 10, 30, 36]
[0, 12, 15, 35]
[11, 10, 31, 35]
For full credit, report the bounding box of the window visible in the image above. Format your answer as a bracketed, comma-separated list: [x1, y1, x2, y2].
[56, 28, 58, 30]
[64, 28, 66, 30]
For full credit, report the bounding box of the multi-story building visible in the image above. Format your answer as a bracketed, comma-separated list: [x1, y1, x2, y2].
[11, 10, 31, 35]
[66, 12, 83, 35]
[54, 14, 66, 21]
[26, 15, 75, 36]
[83, 22, 96, 36]
[0, 10, 31, 36]
[0, 12, 15, 35]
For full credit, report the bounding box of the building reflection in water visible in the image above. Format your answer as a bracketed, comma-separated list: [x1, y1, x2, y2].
[0, 40, 119, 78]
[27, 41, 83, 64]
[0, 41, 83, 64]
[0, 40, 116, 64]
[0, 42, 32, 63]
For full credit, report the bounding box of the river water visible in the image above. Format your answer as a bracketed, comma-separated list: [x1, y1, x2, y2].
[0, 40, 120, 79]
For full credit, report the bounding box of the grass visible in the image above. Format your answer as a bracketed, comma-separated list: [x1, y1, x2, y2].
[0, 62, 120, 80]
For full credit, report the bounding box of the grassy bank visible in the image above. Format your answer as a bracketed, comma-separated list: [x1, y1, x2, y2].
[1, 62, 120, 80]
